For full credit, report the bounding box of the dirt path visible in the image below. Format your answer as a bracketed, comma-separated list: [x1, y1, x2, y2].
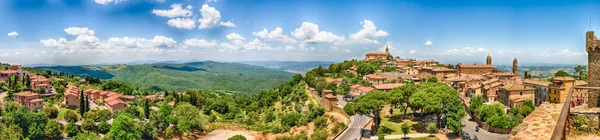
[202, 130, 260, 140]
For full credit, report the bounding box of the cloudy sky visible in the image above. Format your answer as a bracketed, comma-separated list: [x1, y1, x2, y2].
[0, 0, 599, 65]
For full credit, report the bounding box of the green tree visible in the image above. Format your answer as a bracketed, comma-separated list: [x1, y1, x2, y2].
[487, 114, 513, 128]
[389, 84, 417, 119]
[42, 106, 59, 119]
[401, 123, 411, 137]
[469, 95, 484, 114]
[523, 99, 535, 111]
[73, 132, 100, 140]
[574, 65, 587, 80]
[141, 122, 157, 139]
[82, 119, 96, 132]
[97, 121, 111, 133]
[519, 106, 533, 117]
[427, 122, 437, 136]
[0, 124, 23, 140]
[104, 114, 141, 140]
[427, 77, 438, 83]
[554, 70, 571, 77]
[44, 120, 62, 139]
[80, 89, 85, 116]
[344, 91, 387, 135]
[357, 63, 377, 75]
[174, 102, 203, 132]
[64, 109, 79, 123]
[445, 97, 466, 134]
[228, 135, 247, 140]
[27, 122, 44, 139]
[65, 122, 80, 137]
[477, 104, 504, 121]
[309, 129, 328, 140]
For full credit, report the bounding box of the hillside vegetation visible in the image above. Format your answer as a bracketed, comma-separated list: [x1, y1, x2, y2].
[35, 61, 295, 93]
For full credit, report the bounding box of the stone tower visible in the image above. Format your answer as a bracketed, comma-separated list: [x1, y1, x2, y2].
[513, 58, 518, 76]
[486, 53, 492, 65]
[385, 45, 390, 55]
[587, 31, 600, 107]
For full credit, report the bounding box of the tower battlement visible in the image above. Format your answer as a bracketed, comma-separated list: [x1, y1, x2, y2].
[587, 31, 600, 107]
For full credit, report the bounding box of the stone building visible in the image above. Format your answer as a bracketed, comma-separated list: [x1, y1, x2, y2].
[548, 77, 588, 104]
[364, 45, 390, 61]
[522, 79, 551, 105]
[14, 91, 43, 111]
[587, 30, 600, 107]
[498, 82, 535, 108]
[63, 85, 81, 109]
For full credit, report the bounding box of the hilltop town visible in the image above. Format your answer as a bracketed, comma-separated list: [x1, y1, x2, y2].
[0, 36, 596, 140]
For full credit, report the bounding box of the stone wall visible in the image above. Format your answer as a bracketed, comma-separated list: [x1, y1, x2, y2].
[587, 31, 600, 108]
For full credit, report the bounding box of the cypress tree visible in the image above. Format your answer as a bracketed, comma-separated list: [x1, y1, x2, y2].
[80, 89, 85, 116]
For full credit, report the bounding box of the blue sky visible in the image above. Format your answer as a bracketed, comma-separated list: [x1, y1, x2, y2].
[0, 0, 598, 65]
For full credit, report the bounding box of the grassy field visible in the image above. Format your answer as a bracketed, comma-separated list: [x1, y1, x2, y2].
[57, 107, 81, 121]
[380, 108, 420, 135]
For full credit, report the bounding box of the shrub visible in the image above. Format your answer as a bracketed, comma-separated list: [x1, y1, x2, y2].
[65, 122, 80, 137]
[228, 134, 247, 140]
[165, 127, 173, 138]
[43, 107, 59, 119]
[82, 119, 96, 131]
[98, 121, 111, 133]
[309, 129, 328, 140]
[427, 122, 437, 135]
[44, 120, 62, 139]
[64, 110, 79, 123]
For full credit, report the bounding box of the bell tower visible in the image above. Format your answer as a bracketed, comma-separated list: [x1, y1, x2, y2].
[512, 58, 518, 76]
[587, 30, 600, 107]
[486, 53, 492, 65]
[385, 45, 390, 55]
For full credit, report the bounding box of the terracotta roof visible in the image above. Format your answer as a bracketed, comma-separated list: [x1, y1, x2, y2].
[120, 95, 135, 100]
[522, 79, 551, 87]
[100, 91, 109, 95]
[374, 83, 404, 90]
[457, 64, 497, 69]
[502, 83, 534, 91]
[107, 92, 119, 98]
[106, 99, 125, 106]
[15, 91, 39, 97]
[30, 99, 44, 103]
[104, 96, 120, 103]
[575, 80, 588, 86]
[31, 78, 49, 82]
[350, 84, 362, 89]
[365, 74, 386, 80]
[358, 86, 375, 93]
[366, 52, 388, 56]
[144, 95, 164, 100]
[491, 72, 515, 76]
[325, 78, 343, 83]
[0, 70, 18, 74]
[553, 76, 575, 81]
[432, 68, 456, 72]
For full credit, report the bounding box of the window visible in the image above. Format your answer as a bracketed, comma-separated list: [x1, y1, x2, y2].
[520, 92, 523, 96]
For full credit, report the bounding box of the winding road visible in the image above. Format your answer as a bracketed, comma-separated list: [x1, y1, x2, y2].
[461, 115, 510, 140]
[336, 95, 372, 140]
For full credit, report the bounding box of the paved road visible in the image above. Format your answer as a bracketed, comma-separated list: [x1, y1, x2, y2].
[462, 115, 510, 140]
[336, 95, 371, 140]
[370, 133, 431, 140]
[337, 115, 370, 140]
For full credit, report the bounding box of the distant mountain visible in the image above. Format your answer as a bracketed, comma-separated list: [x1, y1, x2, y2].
[35, 61, 295, 93]
[236, 61, 336, 74]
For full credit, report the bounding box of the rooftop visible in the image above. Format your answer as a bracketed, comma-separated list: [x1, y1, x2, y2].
[14, 91, 39, 97]
[365, 74, 386, 80]
[502, 82, 535, 91]
[522, 79, 552, 87]
[457, 64, 497, 69]
[553, 76, 575, 81]
[374, 83, 404, 90]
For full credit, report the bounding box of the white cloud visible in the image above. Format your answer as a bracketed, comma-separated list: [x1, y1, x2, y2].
[41, 51, 46, 54]
[342, 49, 352, 53]
[435, 47, 488, 56]
[252, 27, 296, 43]
[64, 27, 95, 36]
[7, 31, 18, 38]
[349, 20, 389, 44]
[152, 4, 192, 18]
[244, 39, 276, 51]
[219, 43, 239, 52]
[292, 22, 345, 44]
[425, 41, 433, 46]
[40, 35, 101, 50]
[284, 46, 295, 51]
[107, 36, 177, 48]
[93, 0, 123, 5]
[409, 50, 416, 55]
[14, 52, 20, 55]
[219, 21, 236, 27]
[167, 18, 196, 29]
[226, 33, 245, 41]
[198, 4, 235, 29]
[183, 38, 218, 48]
[155, 0, 166, 3]
[206, 0, 218, 3]
[186, 5, 193, 10]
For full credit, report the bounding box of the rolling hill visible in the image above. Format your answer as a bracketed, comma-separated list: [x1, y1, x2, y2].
[35, 61, 295, 93]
